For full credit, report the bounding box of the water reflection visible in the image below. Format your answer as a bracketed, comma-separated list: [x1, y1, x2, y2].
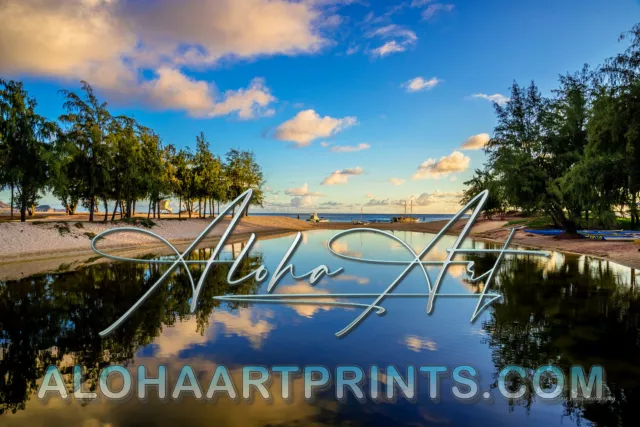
[0, 231, 638, 426]
[0, 246, 263, 415]
[468, 245, 640, 425]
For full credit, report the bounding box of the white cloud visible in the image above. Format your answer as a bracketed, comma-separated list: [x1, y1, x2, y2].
[285, 183, 325, 197]
[290, 195, 319, 208]
[410, 190, 463, 206]
[420, 4, 455, 20]
[389, 177, 405, 186]
[329, 143, 370, 153]
[319, 201, 343, 209]
[412, 151, 471, 180]
[402, 76, 441, 93]
[275, 109, 357, 147]
[370, 40, 407, 57]
[365, 24, 417, 43]
[143, 67, 216, 115]
[366, 193, 375, 199]
[365, 23, 418, 58]
[143, 71, 275, 118]
[365, 198, 403, 207]
[346, 46, 360, 55]
[209, 78, 276, 119]
[472, 93, 510, 106]
[321, 167, 364, 185]
[461, 133, 490, 150]
[0, 0, 331, 117]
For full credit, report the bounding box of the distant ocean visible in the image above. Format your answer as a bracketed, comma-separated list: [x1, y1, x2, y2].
[252, 213, 464, 223]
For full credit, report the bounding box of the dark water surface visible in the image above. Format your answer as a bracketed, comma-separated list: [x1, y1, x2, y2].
[1, 230, 639, 426]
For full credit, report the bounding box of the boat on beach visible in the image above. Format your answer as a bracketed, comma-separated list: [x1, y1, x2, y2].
[392, 200, 419, 223]
[352, 208, 370, 225]
[307, 213, 329, 223]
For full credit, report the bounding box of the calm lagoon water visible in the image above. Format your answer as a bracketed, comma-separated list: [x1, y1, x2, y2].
[1, 230, 639, 426]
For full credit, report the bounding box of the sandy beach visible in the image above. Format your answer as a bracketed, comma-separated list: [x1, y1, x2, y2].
[1, 214, 639, 280]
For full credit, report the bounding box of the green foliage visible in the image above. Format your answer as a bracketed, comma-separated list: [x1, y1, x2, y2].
[463, 23, 640, 232]
[2, 80, 265, 223]
[0, 79, 57, 221]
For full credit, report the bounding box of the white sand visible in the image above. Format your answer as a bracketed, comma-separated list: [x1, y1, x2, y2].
[0, 216, 313, 260]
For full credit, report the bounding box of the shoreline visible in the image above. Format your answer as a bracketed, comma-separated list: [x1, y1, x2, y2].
[1, 215, 639, 280]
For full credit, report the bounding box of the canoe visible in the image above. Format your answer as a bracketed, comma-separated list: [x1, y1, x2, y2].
[524, 229, 564, 236]
[581, 232, 640, 241]
[525, 229, 640, 241]
[583, 234, 640, 242]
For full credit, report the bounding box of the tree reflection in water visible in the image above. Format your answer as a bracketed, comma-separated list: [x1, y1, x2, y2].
[463, 243, 640, 426]
[0, 247, 263, 415]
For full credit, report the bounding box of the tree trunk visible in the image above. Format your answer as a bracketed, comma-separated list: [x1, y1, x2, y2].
[203, 197, 207, 218]
[157, 200, 161, 219]
[148, 199, 152, 219]
[112, 199, 120, 221]
[133, 200, 136, 216]
[178, 196, 182, 219]
[103, 199, 108, 222]
[10, 183, 14, 220]
[89, 195, 95, 222]
[20, 193, 26, 222]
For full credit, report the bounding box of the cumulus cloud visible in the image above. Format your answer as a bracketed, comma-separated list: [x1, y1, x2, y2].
[209, 78, 276, 119]
[472, 93, 510, 106]
[0, 0, 333, 117]
[365, 190, 461, 209]
[319, 201, 343, 209]
[329, 143, 370, 153]
[143, 71, 275, 118]
[365, 198, 402, 207]
[402, 76, 442, 93]
[275, 109, 357, 147]
[460, 133, 490, 150]
[290, 195, 319, 208]
[412, 151, 471, 180]
[389, 177, 405, 186]
[285, 183, 325, 197]
[410, 190, 463, 206]
[321, 167, 364, 185]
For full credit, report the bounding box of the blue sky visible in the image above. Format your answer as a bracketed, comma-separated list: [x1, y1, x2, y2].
[1, 0, 639, 213]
